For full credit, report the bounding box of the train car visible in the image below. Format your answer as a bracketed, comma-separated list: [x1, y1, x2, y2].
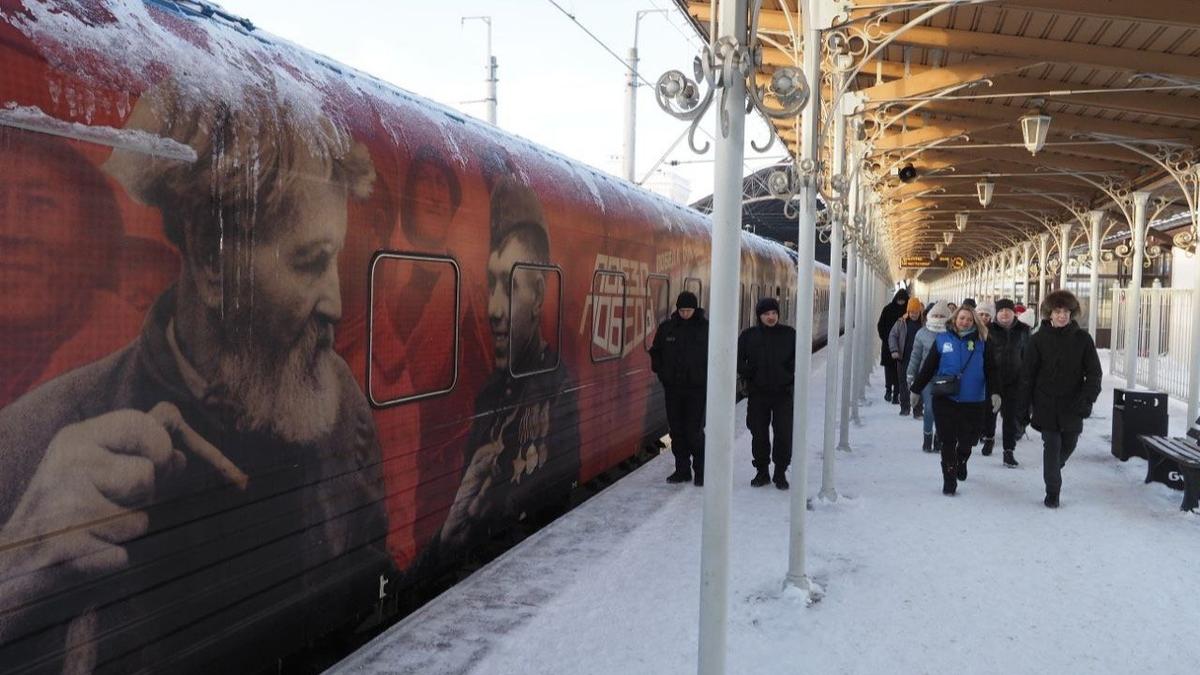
[0, 1, 836, 671]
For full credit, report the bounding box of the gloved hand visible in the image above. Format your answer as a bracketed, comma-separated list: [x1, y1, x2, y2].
[991, 394, 1002, 414]
[891, 351, 901, 360]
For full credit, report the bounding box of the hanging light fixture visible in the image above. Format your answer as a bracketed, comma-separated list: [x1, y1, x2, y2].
[976, 177, 995, 207]
[935, 242, 945, 256]
[929, 249, 939, 261]
[1020, 109, 1052, 156]
[955, 211, 969, 231]
[943, 231, 954, 245]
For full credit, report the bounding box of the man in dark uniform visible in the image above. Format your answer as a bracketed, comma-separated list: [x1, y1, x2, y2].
[0, 85, 391, 673]
[649, 290, 709, 486]
[738, 297, 796, 489]
[438, 176, 581, 551]
[876, 288, 909, 403]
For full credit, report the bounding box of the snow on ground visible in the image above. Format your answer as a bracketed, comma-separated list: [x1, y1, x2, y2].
[334, 349, 1200, 675]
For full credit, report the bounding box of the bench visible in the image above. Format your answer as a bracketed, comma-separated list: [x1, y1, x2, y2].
[1137, 417, 1200, 512]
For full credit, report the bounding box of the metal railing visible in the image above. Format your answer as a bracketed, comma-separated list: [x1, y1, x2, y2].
[1110, 286, 1196, 400]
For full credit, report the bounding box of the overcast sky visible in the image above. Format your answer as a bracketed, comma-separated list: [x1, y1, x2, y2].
[215, 0, 784, 202]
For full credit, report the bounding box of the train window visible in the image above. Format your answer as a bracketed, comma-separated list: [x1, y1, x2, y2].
[645, 274, 671, 351]
[590, 270, 627, 363]
[510, 263, 563, 378]
[684, 277, 703, 307]
[367, 253, 460, 408]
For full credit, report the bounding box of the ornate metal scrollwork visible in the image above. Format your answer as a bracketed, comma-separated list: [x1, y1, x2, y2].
[1173, 229, 1197, 255]
[655, 25, 810, 157]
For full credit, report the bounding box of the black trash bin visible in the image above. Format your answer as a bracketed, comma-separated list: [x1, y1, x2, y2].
[1111, 388, 1169, 461]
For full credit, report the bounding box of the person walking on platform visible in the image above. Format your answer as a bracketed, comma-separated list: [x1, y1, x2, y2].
[907, 300, 953, 452]
[911, 306, 1000, 495]
[982, 299, 1030, 467]
[887, 297, 925, 416]
[1015, 290, 1102, 508]
[650, 291, 709, 486]
[738, 297, 796, 489]
[877, 288, 910, 404]
[976, 301, 994, 327]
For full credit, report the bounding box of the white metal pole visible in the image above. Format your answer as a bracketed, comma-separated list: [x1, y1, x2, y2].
[786, 0, 821, 592]
[1188, 254, 1200, 423]
[623, 47, 638, 182]
[697, 2, 746, 671]
[487, 55, 498, 125]
[1037, 233, 1049, 308]
[1124, 191, 1151, 390]
[1149, 279, 1163, 390]
[840, 235, 859, 442]
[819, 76, 848, 500]
[462, 16, 497, 125]
[1059, 222, 1072, 291]
[1088, 210, 1103, 339]
[1110, 286, 1121, 374]
[1022, 241, 1032, 305]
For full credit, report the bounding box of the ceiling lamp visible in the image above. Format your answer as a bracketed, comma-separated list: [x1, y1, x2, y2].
[896, 163, 918, 183]
[976, 178, 995, 208]
[935, 242, 945, 255]
[929, 249, 939, 261]
[955, 211, 969, 232]
[1020, 110, 1052, 156]
[943, 231, 954, 245]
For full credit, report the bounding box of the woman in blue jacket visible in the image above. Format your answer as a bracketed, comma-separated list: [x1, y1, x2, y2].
[911, 307, 1000, 495]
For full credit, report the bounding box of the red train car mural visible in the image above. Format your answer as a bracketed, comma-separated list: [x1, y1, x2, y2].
[0, 1, 831, 671]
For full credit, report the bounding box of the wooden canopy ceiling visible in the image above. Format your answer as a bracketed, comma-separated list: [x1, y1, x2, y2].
[675, 0, 1200, 280]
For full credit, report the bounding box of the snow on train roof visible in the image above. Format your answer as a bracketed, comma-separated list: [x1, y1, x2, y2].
[5, 0, 796, 266]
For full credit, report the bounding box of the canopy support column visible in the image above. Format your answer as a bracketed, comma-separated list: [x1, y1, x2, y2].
[1123, 192, 1151, 389]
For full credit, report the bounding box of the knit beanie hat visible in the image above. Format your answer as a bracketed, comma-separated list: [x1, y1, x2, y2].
[755, 297, 780, 317]
[976, 302, 996, 317]
[906, 297, 923, 313]
[676, 291, 699, 310]
[961, 297, 977, 309]
[926, 300, 953, 332]
[995, 298, 1016, 312]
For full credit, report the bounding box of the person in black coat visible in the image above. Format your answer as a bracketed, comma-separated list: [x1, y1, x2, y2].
[737, 297, 796, 489]
[877, 288, 910, 404]
[649, 291, 709, 486]
[983, 298, 1032, 467]
[1015, 290, 1102, 508]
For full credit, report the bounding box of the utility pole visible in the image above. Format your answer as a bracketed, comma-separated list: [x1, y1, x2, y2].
[624, 9, 668, 182]
[462, 16, 497, 125]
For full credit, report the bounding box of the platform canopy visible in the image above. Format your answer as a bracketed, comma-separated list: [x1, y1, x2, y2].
[675, 0, 1200, 283]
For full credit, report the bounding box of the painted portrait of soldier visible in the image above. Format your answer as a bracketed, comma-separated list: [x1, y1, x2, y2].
[0, 129, 144, 408]
[436, 175, 581, 553]
[0, 84, 391, 673]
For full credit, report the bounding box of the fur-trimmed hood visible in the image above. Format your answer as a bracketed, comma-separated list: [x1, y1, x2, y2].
[1041, 289, 1082, 319]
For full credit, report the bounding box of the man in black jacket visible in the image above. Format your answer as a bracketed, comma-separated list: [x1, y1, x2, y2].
[984, 298, 1032, 467]
[877, 288, 909, 403]
[738, 298, 796, 489]
[649, 291, 709, 486]
[1015, 290, 1102, 508]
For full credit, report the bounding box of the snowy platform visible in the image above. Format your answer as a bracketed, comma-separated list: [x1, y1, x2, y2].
[331, 350, 1200, 675]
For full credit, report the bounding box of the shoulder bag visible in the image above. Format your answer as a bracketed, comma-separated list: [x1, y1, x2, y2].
[929, 339, 977, 397]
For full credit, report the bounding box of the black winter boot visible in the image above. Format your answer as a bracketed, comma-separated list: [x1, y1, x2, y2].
[884, 386, 893, 403]
[921, 433, 933, 453]
[981, 437, 994, 457]
[1044, 492, 1059, 508]
[751, 468, 771, 487]
[942, 465, 957, 495]
[666, 469, 692, 483]
[956, 456, 969, 481]
[774, 468, 790, 490]
[1003, 450, 1019, 467]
